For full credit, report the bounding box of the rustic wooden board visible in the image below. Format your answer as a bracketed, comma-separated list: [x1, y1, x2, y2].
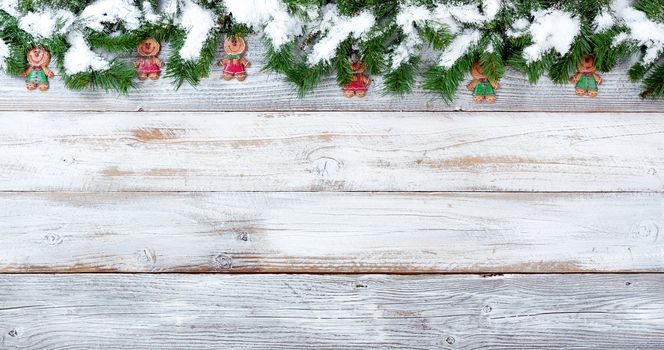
[1, 192, 662, 273]
[2, 111, 664, 192]
[0, 37, 661, 112]
[0, 274, 662, 349]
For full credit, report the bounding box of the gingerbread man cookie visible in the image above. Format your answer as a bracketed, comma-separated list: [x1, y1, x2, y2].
[23, 47, 54, 91]
[466, 61, 499, 103]
[219, 36, 250, 81]
[135, 37, 164, 81]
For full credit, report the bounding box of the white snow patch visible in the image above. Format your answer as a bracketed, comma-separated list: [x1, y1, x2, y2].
[611, 0, 664, 65]
[522, 9, 580, 63]
[224, 0, 305, 50]
[307, 4, 375, 65]
[439, 29, 481, 68]
[506, 18, 529, 37]
[0, 0, 19, 16]
[593, 10, 616, 33]
[18, 9, 75, 38]
[142, 1, 160, 23]
[391, 4, 431, 69]
[80, 0, 141, 31]
[64, 32, 110, 74]
[0, 38, 8, 70]
[161, 0, 179, 17]
[176, 0, 217, 61]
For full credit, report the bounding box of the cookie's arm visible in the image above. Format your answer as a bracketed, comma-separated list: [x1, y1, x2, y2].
[594, 73, 602, 85]
[490, 80, 500, 89]
[42, 65, 54, 78]
[241, 57, 251, 68]
[466, 79, 478, 90]
[154, 58, 163, 67]
[22, 66, 33, 77]
[569, 72, 581, 83]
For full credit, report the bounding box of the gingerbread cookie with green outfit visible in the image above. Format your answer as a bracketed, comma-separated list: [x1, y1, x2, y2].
[23, 48, 54, 91]
[570, 55, 602, 97]
[467, 61, 499, 103]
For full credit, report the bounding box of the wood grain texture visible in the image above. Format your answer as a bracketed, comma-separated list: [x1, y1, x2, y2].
[0, 37, 661, 112]
[1, 192, 662, 273]
[2, 111, 664, 192]
[0, 274, 662, 349]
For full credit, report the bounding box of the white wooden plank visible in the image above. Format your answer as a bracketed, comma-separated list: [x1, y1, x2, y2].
[0, 274, 662, 349]
[2, 111, 663, 192]
[1, 192, 662, 273]
[0, 37, 661, 112]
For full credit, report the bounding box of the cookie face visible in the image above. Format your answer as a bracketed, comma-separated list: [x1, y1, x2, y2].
[27, 48, 51, 66]
[138, 37, 160, 57]
[579, 55, 596, 73]
[223, 36, 246, 55]
[351, 62, 366, 74]
[470, 61, 485, 79]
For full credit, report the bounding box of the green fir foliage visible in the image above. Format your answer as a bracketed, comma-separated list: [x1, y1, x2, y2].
[0, 0, 661, 99]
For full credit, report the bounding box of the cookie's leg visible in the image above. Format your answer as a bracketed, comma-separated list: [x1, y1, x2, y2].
[587, 90, 598, 97]
[38, 83, 49, 91]
[356, 90, 366, 98]
[223, 73, 233, 81]
[26, 83, 37, 91]
[486, 95, 496, 103]
[473, 95, 484, 103]
[138, 73, 148, 81]
[236, 73, 247, 82]
[149, 73, 159, 81]
[575, 88, 585, 96]
[344, 90, 354, 98]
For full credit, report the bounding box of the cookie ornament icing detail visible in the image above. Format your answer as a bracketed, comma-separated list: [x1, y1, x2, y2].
[23, 47, 54, 91]
[466, 61, 499, 103]
[343, 61, 370, 98]
[220, 36, 250, 81]
[570, 55, 602, 97]
[135, 37, 164, 81]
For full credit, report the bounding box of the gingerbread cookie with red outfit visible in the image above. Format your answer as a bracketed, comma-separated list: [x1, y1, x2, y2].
[343, 61, 370, 98]
[23, 47, 54, 91]
[135, 37, 163, 81]
[220, 36, 250, 81]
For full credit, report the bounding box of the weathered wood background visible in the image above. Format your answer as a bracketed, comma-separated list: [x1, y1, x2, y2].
[1, 36, 663, 348]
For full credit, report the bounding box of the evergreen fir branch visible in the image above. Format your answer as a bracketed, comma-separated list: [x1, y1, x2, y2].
[639, 62, 664, 99]
[479, 35, 505, 82]
[165, 28, 222, 88]
[383, 57, 418, 95]
[335, 39, 353, 87]
[62, 60, 136, 94]
[423, 52, 476, 103]
[634, 0, 664, 22]
[285, 62, 332, 97]
[420, 26, 453, 51]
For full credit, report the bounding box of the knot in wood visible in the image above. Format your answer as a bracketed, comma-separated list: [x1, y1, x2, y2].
[445, 336, 455, 345]
[44, 232, 63, 246]
[8, 330, 17, 337]
[214, 254, 233, 270]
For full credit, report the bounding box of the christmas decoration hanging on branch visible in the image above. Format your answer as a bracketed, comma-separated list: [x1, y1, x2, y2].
[0, 0, 661, 100]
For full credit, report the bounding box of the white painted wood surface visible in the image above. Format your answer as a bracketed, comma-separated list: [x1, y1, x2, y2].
[0, 37, 661, 112]
[2, 33, 664, 347]
[0, 274, 662, 349]
[1, 192, 662, 273]
[2, 111, 663, 192]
